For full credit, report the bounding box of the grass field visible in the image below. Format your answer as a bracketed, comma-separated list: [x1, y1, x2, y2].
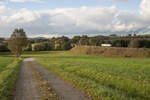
[0, 57, 14, 73]
[23, 51, 150, 100]
[1, 51, 150, 100]
[0, 57, 21, 100]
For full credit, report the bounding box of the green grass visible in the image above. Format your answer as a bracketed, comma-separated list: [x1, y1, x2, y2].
[0, 57, 14, 73]
[25, 51, 150, 100]
[1, 51, 150, 100]
[0, 57, 22, 100]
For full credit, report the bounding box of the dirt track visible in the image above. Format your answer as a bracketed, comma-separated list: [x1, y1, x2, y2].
[14, 58, 90, 100]
[14, 58, 42, 100]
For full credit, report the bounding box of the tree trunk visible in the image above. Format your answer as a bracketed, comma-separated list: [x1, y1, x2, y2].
[16, 53, 20, 57]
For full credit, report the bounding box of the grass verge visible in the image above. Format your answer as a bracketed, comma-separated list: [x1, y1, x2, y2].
[0, 58, 22, 100]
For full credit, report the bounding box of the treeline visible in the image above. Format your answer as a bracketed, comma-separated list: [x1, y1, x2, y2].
[70, 35, 150, 48]
[1, 35, 150, 52]
[0, 38, 9, 52]
[27, 36, 72, 51]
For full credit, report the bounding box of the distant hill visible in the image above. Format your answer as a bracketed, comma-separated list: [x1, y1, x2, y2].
[138, 34, 150, 36]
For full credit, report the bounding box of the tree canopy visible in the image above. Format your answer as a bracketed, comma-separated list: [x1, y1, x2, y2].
[8, 28, 28, 57]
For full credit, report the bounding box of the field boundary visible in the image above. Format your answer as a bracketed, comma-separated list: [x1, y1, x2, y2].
[71, 46, 150, 57]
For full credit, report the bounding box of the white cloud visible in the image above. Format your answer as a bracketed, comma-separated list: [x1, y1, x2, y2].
[140, 0, 150, 18]
[0, 0, 150, 37]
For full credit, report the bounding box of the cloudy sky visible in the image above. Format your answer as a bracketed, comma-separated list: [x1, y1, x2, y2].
[0, 0, 149, 37]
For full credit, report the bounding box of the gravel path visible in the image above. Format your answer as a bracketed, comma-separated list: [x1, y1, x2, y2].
[14, 58, 90, 100]
[14, 58, 42, 100]
[31, 59, 90, 100]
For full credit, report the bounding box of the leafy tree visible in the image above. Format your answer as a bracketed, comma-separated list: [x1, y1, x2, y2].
[32, 42, 51, 51]
[88, 38, 99, 46]
[138, 40, 150, 48]
[71, 36, 81, 44]
[112, 40, 130, 47]
[0, 43, 9, 52]
[49, 36, 71, 50]
[24, 43, 32, 51]
[61, 42, 71, 50]
[79, 37, 89, 45]
[133, 34, 137, 36]
[109, 34, 117, 37]
[8, 28, 28, 57]
[128, 39, 140, 48]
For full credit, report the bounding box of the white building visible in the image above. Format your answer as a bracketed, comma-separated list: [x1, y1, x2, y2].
[101, 44, 112, 47]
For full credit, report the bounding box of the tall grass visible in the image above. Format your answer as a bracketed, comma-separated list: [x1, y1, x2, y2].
[0, 57, 14, 73]
[0, 58, 22, 100]
[71, 46, 150, 57]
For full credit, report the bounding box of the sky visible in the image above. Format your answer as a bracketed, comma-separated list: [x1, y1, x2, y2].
[0, 0, 149, 37]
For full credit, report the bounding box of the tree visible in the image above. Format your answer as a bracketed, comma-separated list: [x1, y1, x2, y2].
[32, 42, 51, 51]
[88, 38, 99, 46]
[8, 28, 28, 57]
[109, 34, 117, 37]
[133, 34, 137, 36]
[128, 39, 140, 48]
[71, 36, 81, 44]
[0, 43, 9, 52]
[79, 37, 89, 45]
[128, 34, 132, 37]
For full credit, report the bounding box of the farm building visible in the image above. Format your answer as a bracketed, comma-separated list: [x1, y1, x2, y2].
[101, 44, 112, 47]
